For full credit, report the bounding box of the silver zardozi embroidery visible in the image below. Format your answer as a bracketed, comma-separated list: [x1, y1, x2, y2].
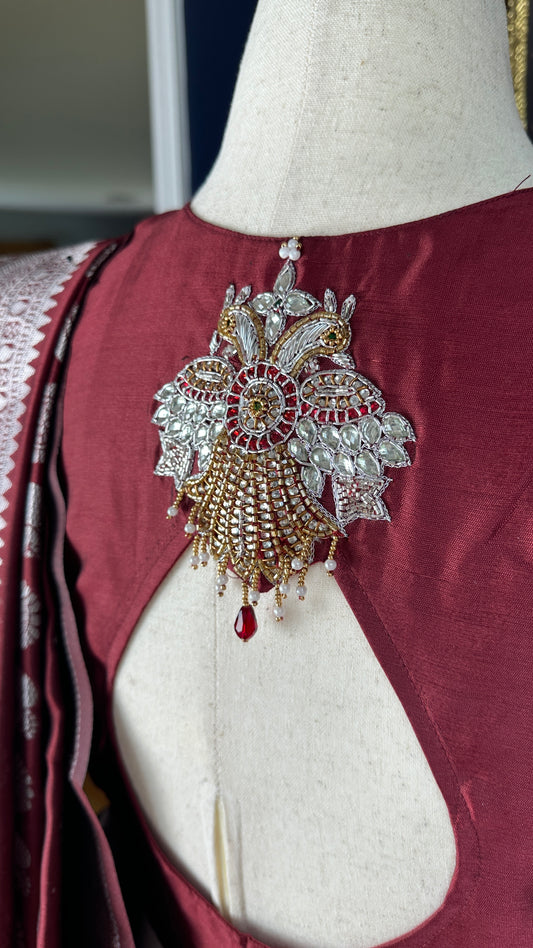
[152, 239, 416, 635]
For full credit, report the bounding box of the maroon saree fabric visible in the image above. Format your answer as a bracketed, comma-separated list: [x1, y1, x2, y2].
[0, 240, 132, 948]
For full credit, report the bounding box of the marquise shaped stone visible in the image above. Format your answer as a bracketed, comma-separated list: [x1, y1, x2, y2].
[288, 438, 310, 463]
[340, 424, 361, 452]
[378, 440, 410, 466]
[302, 465, 325, 496]
[356, 450, 381, 477]
[297, 418, 317, 444]
[382, 412, 415, 441]
[284, 290, 319, 316]
[334, 452, 355, 477]
[359, 416, 381, 445]
[310, 446, 333, 472]
[319, 425, 340, 449]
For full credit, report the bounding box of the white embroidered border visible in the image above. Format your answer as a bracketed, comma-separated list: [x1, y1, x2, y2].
[0, 244, 95, 564]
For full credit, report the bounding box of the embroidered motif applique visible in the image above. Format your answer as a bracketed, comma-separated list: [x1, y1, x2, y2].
[152, 238, 415, 639]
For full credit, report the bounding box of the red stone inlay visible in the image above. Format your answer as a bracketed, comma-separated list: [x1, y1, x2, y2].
[235, 605, 258, 641]
[227, 406, 239, 418]
[370, 401, 379, 412]
[267, 366, 278, 379]
[359, 405, 368, 415]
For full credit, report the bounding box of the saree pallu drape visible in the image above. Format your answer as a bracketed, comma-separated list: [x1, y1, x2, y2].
[0, 239, 135, 948]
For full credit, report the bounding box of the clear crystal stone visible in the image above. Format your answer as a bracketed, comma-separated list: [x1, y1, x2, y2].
[252, 292, 275, 314]
[377, 440, 409, 465]
[274, 263, 295, 295]
[155, 383, 176, 401]
[382, 412, 413, 440]
[194, 404, 208, 422]
[355, 450, 381, 477]
[340, 424, 361, 452]
[359, 416, 381, 444]
[209, 420, 224, 442]
[211, 402, 227, 420]
[285, 290, 316, 314]
[297, 418, 317, 443]
[153, 405, 169, 424]
[302, 466, 324, 495]
[288, 438, 310, 463]
[310, 446, 333, 471]
[177, 423, 192, 443]
[198, 443, 211, 468]
[334, 452, 355, 476]
[319, 426, 340, 449]
[183, 401, 196, 418]
[170, 395, 186, 413]
[265, 312, 284, 343]
[166, 418, 182, 435]
[268, 311, 282, 326]
[195, 425, 209, 443]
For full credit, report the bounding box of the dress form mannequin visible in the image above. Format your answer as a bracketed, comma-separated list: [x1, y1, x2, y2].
[112, 3, 533, 947]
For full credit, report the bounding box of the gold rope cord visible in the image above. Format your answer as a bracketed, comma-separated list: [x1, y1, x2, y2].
[507, 0, 530, 127]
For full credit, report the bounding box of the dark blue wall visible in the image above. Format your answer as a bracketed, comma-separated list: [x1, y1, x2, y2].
[184, 0, 259, 192]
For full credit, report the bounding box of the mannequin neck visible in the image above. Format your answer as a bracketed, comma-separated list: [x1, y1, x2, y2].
[192, 0, 533, 235]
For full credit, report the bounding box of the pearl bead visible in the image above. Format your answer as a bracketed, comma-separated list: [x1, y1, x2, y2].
[274, 605, 284, 620]
[288, 248, 301, 260]
[279, 583, 290, 596]
[297, 584, 307, 600]
[279, 245, 290, 259]
[199, 551, 209, 565]
[325, 558, 337, 572]
[184, 523, 196, 535]
[288, 238, 300, 249]
[249, 590, 260, 605]
[217, 573, 229, 586]
[166, 506, 178, 517]
[189, 555, 200, 568]
[291, 556, 304, 571]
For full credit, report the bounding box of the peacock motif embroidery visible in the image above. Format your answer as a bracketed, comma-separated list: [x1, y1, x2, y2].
[152, 238, 415, 638]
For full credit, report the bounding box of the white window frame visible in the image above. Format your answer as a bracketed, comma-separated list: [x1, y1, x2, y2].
[145, 0, 191, 213]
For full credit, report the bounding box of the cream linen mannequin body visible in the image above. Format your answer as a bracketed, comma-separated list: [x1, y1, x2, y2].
[113, 2, 533, 947]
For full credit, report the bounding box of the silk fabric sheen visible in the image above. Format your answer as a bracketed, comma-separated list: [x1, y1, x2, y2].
[60, 191, 533, 947]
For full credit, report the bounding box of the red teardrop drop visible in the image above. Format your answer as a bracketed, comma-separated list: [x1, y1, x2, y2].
[234, 605, 258, 641]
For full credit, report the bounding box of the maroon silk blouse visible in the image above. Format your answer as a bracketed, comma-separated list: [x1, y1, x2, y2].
[60, 191, 533, 947]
